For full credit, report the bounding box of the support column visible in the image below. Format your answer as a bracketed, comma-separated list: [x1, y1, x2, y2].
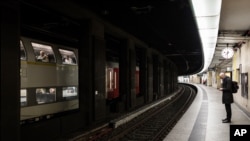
[207, 71, 212, 86]
[93, 35, 106, 120]
[92, 20, 106, 120]
[147, 50, 153, 101]
[1, 1, 20, 141]
[152, 54, 159, 100]
[79, 20, 93, 126]
[129, 40, 136, 108]
[120, 39, 130, 111]
[139, 48, 148, 103]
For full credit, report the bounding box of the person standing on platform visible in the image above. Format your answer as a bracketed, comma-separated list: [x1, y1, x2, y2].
[219, 72, 234, 123]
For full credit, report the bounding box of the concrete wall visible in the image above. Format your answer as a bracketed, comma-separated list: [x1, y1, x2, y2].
[232, 40, 250, 113]
[190, 74, 201, 84]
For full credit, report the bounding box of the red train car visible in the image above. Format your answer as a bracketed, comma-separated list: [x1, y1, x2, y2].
[106, 62, 140, 100]
[106, 62, 119, 100]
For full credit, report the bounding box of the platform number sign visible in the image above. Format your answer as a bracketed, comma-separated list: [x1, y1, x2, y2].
[230, 125, 250, 141]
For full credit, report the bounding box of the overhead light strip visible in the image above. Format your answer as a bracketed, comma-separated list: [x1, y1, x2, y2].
[190, 0, 222, 73]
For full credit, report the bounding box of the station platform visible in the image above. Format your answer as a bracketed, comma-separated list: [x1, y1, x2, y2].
[164, 84, 250, 141]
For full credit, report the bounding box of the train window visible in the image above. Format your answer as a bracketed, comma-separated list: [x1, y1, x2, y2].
[31, 42, 56, 63]
[20, 40, 26, 60]
[36, 88, 56, 104]
[63, 87, 78, 100]
[20, 89, 27, 107]
[59, 49, 77, 64]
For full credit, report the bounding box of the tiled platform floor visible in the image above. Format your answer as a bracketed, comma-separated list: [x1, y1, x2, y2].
[164, 84, 250, 141]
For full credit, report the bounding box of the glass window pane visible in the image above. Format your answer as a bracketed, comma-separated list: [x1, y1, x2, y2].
[36, 88, 56, 104]
[20, 89, 27, 107]
[32, 42, 56, 63]
[63, 87, 78, 100]
[20, 40, 26, 60]
[59, 49, 77, 64]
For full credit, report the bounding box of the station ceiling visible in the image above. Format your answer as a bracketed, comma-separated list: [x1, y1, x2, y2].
[209, 0, 250, 72]
[21, 0, 204, 75]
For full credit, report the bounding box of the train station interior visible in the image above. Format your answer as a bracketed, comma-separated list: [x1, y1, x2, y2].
[1, 0, 250, 140]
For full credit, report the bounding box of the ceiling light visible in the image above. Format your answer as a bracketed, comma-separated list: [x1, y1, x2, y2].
[190, 0, 222, 73]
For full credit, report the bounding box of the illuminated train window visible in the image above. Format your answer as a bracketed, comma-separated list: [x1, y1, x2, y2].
[36, 88, 56, 104]
[20, 40, 26, 60]
[59, 49, 77, 64]
[31, 42, 56, 63]
[63, 87, 78, 100]
[20, 89, 27, 107]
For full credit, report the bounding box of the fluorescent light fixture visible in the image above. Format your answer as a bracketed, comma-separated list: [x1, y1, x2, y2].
[190, 0, 222, 73]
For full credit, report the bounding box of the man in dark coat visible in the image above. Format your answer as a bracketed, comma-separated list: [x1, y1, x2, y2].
[219, 72, 234, 123]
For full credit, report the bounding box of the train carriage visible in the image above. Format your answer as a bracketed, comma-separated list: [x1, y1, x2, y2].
[20, 37, 79, 123]
[106, 62, 140, 100]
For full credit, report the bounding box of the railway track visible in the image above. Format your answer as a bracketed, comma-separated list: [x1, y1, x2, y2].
[72, 84, 196, 141]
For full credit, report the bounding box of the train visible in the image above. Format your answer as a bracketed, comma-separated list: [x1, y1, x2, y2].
[20, 37, 79, 123]
[20, 37, 140, 123]
[106, 62, 140, 100]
